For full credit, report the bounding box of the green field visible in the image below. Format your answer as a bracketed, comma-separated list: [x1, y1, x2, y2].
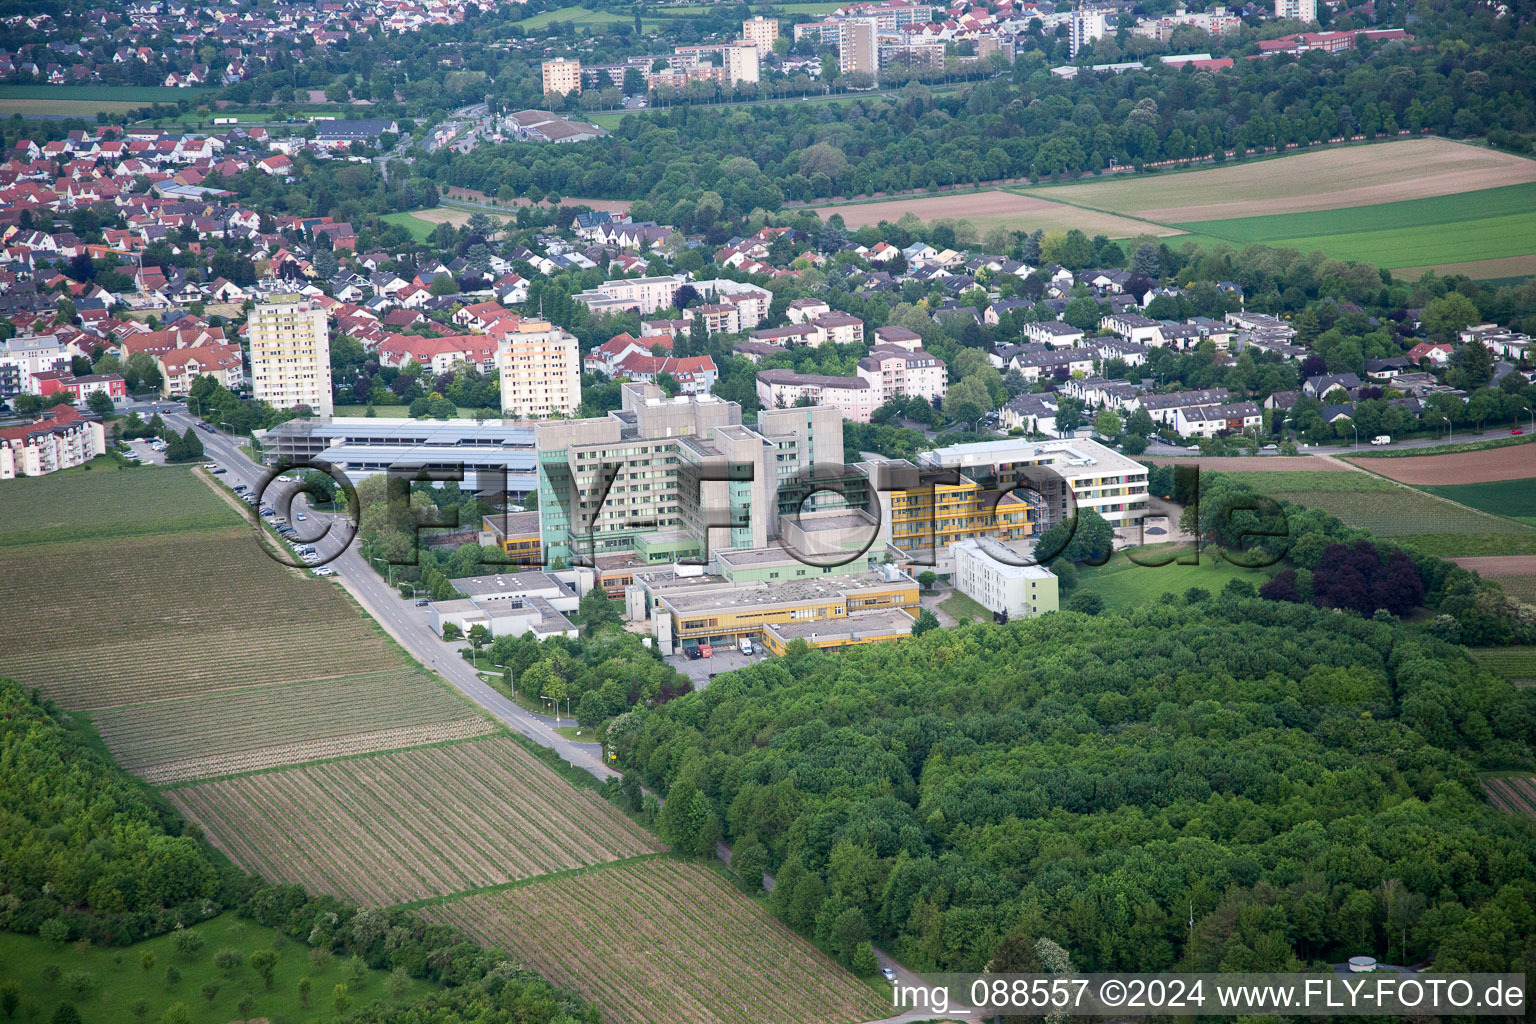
[1419, 477, 1536, 519]
[0, 84, 217, 102]
[381, 211, 436, 242]
[1076, 547, 1273, 611]
[1177, 183, 1536, 245]
[761, 0, 849, 11]
[0, 462, 237, 547]
[1175, 184, 1536, 269]
[0, 912, 434, 1024]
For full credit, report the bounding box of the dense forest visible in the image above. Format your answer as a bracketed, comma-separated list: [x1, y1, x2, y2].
[429, 38, 1536, 211]
[611, 598, 1536, 975]
[0, 678, 595, 1024]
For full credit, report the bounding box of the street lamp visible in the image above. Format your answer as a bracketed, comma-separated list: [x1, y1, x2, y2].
[1522, 405, 1534, 433]
[369, 555, 395, 588]
[1350, 424, 1358, 450]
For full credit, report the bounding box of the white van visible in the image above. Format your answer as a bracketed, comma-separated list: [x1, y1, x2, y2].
[1371, 435, 1391, 446]
[738, 637, 754, 656]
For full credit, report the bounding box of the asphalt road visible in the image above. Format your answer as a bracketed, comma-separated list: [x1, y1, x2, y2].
[163, 408, 618, 783]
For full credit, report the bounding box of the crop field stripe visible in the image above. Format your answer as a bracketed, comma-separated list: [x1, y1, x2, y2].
[429, 858, 886, 1024]
[1173, 182, 1536, 242]
[437, 743, 591, 870]
[454, 739, 658, 858]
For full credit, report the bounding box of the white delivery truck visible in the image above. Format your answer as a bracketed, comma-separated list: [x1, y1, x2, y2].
[738, 637, 754, 656]
[1371, 435, 1391, 446]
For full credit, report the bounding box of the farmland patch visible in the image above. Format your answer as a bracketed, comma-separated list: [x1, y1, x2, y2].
[91, 668, 494, 784]
[430, 858, 887, 1024]
[166, 734, 663, 904]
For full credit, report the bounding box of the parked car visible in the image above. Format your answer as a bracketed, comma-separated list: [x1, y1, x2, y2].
[685, 646, 701, 660]
[311, 567, 335, 577]
[415, 598, 430, 607]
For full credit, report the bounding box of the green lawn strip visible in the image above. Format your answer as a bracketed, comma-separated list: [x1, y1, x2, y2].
[1214, 470, 1397, 494]
[1076, 547, 1275, 610]
[1418, 478, 1536, 518]
[0, 461, 238, 546]
[939, 589, 990, 622]
[331, 403, 487, 417]
[393, 852, 672, 911]
[1174, 182, 1536, 243]
[0, 912, 433, 1024]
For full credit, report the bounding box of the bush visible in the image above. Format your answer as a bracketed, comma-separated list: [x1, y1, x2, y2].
[1065, 591, 1103, 615]
[172, 929, 204, 959]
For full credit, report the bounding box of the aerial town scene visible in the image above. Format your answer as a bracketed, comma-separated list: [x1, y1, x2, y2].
[0, 0, 1532, 1020]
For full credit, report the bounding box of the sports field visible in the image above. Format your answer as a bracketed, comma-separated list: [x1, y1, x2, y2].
[168, 735, 664, 904]
[382, 211, 437, 241]
[431, 858, 888, 1024]
[816, 189, 1178, 238]
[518, 4, 662, 29]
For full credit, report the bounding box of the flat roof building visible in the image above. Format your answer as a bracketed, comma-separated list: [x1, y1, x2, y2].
[918, 436, 1149, 528]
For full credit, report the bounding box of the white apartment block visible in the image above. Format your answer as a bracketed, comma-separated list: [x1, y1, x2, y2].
[542, 58, 582, 96]
[856, 345, 947, 404]
[0, 335, 68, 398]
[953, 537, 1059, 620]
[1070, 7, 1109, 56]
[589, 276, 685, 315]
[249, 296, 333, 418]
[724, 43, 761, 85]
[1274, 0, 1316, 20]
[498, 319, 581, 418]
[692, 279, 771, 328]
[0, 405, 105, 480]
[742, 16, 779, 51]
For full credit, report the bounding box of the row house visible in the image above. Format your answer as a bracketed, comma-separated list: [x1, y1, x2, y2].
[1137, 387, 1232, 425]
[609, 352, 718, 395]
[1023, 320, 1085, 349]
[1173, 401, 1263, 438]
[30, 371, 126, 405]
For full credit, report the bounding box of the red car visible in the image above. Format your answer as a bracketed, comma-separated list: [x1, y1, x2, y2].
[1515, 429, 1524, 435]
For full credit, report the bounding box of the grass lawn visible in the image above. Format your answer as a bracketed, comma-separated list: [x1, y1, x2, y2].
[381, 211, 436, 242]
[0, 912, 434, 1024]
[1076, 547, 1275, 611]
[1419, 478, 1536, 519]
[0, 461, 237, 547]
[939, 589, 990, 623]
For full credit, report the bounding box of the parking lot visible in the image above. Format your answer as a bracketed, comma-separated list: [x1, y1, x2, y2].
[121, 438, 167, 465]
[667, 648, 764, 690]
